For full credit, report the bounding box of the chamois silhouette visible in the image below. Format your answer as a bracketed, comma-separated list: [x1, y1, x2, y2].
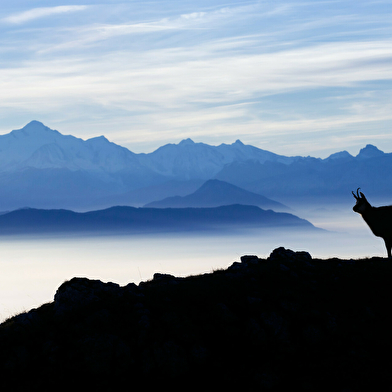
[352, 188, 392, 258]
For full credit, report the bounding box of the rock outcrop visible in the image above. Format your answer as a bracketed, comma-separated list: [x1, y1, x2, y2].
[1, 247, 391, 391]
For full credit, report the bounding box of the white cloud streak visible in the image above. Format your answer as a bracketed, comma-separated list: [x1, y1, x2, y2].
[3, 6, 88, 24]
[33, 4, 266, 54]
[1, 36, 392, 101]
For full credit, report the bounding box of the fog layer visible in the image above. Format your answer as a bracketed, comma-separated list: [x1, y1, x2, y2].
[0, 204, 383, 322]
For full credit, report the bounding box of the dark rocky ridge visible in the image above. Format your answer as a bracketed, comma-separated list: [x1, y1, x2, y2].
[1, 248, 392, 391]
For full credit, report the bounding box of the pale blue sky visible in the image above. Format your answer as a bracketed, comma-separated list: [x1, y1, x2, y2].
[0, 0, 391, 157]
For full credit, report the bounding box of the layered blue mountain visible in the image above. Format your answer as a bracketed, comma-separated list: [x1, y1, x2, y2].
[0, 120, 390, 211]
[144, 179, 289, 211]
[0, 205, 315, 235]
[0, 121, 301, 210]
[0, 121, 164, 210]
[214, 144, 391, 204]
[96, 179, 206, 209]
[136, 137, 297, 179]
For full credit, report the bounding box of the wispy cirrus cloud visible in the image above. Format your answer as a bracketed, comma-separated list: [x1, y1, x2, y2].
[2, 38, 391, 116]
[3, 5, 88, 24]
[37, 4, 265, 52]
[0, 0, 391, 157]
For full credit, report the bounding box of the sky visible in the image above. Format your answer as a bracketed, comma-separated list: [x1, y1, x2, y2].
[0, 0, 391, 157]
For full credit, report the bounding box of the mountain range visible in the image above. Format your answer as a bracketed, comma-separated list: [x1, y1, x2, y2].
[0, 121, 295, 176]
[0, 120, 390, 212]
[214, 144, 391, 205]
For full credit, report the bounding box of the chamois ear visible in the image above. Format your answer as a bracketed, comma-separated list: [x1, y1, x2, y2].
[360, 192, 367, 200]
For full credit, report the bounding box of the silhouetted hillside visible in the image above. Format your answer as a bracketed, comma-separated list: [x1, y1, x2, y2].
[1, 247, 391, 391]
[144, 179, 289, 211]
[0, 205, 314, 235]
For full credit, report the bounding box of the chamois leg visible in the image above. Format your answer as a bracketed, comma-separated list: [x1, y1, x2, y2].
[383, 238, 392, 259]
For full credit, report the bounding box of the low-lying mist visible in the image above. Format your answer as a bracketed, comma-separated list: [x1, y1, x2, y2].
[0, 202, 384, 323]
[0, 206, 385, 321]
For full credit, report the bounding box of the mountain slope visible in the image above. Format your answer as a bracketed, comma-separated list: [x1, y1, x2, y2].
[95, 179, 205, 208]
[1, 249, 391, 390]
[144, 179, 289, 211]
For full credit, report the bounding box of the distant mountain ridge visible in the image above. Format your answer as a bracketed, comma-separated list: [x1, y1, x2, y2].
[0, 121, 297, 176]
[137, 137, 298, 179]
[215, 144, 392, 204]
[145, 179, 289, 211]
[0, 120, 390, 211]
[0, 205, 316, 235]
[0, 121, 140, 172]
[0, 121, 303, 210]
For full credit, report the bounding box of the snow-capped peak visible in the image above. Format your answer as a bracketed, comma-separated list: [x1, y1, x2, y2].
[0, 121, 137, 172]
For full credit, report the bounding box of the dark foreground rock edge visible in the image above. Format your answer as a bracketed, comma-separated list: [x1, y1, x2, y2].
[1, 247, 392, 391]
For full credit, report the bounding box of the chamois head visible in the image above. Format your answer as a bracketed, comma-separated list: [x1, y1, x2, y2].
[352, 188, 371, 214]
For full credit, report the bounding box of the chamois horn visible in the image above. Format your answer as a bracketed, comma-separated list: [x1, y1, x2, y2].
[352, 187, 361, 199]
